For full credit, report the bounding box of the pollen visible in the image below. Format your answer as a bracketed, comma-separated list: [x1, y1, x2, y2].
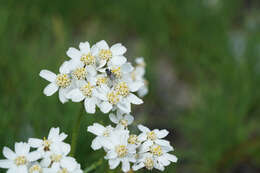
[51, 154, 62, 162]
[111, 67, 122, 78]
[103, 129, 110, 137]
[80, 53, 95, 65]
[99, 49, 112, 61]
[29, 165, 42, 173]
[108, 91, 120, 105]
[115, 82, 129, 97]
[147, 131, 157, 141]
[150, 144, 163, 156]
[144, 157, 154, 170]
[56, 74, 71, 88]
[80, 82, 93, 97]
[73, 67, 86, 80]
[120, 119, 128, 127]
[128, 134, 138, 144]
[58, 168, 68, 173]
[96, 77, 108, 86]
[115, 145, 128, 158]
[14, 156, 27, 166]
[43, 137, 52, 151]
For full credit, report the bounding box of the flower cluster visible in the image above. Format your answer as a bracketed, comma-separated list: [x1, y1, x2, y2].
[0, 127, 83, 173]
[88, 110, 177, 172]
[40, 40, 148, 114]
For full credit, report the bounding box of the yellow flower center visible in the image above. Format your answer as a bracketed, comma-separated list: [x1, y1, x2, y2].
[43, 137, 52, 151]
[58, 168, 68, 173]
[150, 144, 163, 156]
[73, 67, 86, 80]
[96, 77, 108, 86]
[56, 74, 71, 88]
[29, 165, 42, 173]
[51, 154, 62, 162]
[108, 91, 120, 105]
[115, 82, 129, 97]
[147, 131, 157, 141]
[99, 49, 112, 61]
[80, 53, 95, 65]
[115, 145, 128, 158]
[128, 135, 138, 144]
[120, 119, 128, 127]
[14, 156, 27, 166]
[80, 82, 93, 97]
[111, 67, 122, 78]
[144, 157, 154, 170]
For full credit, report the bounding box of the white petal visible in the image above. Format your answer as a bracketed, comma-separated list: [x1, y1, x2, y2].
[66, 47, 81, 59]
[122, 160, 130, 172]
[158, 156, 170, 166]
[59, 61, 72, 74]
[137, 133, 147, 142]
[109, 159, 120, 169]
[129, 82, 144, 92]
[60, 143, 71, 155]
[121, 63, 134, 73]
[84, 98, 97, 114]
[79, 42, 90, 53]
[7, 167, 16, 173]
[15, 142, 29, 156]
[67, 89, 85, 102]
[109, 113, 119, 124]
[17, 165, 27, 173]
[110, 56, 127, 66]
[39, 70, 56, 82]
[99, 101, 112, 113]
[0, 160, 13, 168]
[27, 151, 41, 162]
[138, 124, 150, 133]
[43, 83, 58, 96]
[127, 93, 143, 105]
[155, 139, 170, 147]
[61, 157, 77, 171]
[86, 65, 97, 76]
[59, 88, 69, 104]
[87, 123, 106, 136]
[106, 150, 117, 159]
[48, 127, 59, 139]
[96, 40, 109, 50]
[165, 153, 178, 163]
[124, 114, 134, 125]
[28, 138, 43, 148]
[91, 138, 101, 150]
[132, 162, 145, 171]
[111, 43, 126, 55]
[157, 129, 169, 138]
[117, 102, 131, 114]
[3, 147, 16, 160]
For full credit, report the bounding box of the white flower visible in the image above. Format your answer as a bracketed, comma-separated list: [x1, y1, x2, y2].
[137, 125, 171, 147]
[109, 111, 134, 128]
[133, 144, 177, 171]
[28, 162, 44, 173]
[103, 129, 136, 173]
[28, 127, 70, 157]
[0, 142, 41, 173]
[87, 123, 114, 150]
[39, 61, 74, 103]
[66, 80, 101, 114]
[92, 40, 127, 68]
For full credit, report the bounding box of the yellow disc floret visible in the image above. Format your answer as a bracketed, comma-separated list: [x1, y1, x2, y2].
[115, 82, 129, 97]
[51, 154, 62, 162]
[128, 134, 138, 144]
[14, 156, 27, 166]
[58, 168, 68, 173]
[115, 145, 128, 158]
[56, 74, 71, 88]
[111, 67, 122, 78]
[150, 144, 163, 156]
[73, 67, 86, 80]
[80, 53, 95, 65]
[80, 82, 93, 97]
[43, 137, 52, 151]
[29, 165, 42, 173]
[108, 91, 120, 105]
[147, 131, 157, 141]
[99, 49, 112, 61]
[96, 77, 108, 86]
[144, 157, 154, 170]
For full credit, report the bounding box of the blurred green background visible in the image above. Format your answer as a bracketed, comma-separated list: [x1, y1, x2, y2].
[1, 0, 260, 172]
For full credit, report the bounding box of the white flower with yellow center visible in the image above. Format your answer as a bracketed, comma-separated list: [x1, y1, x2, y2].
[0, 142, 41, 173]
[103, 129, 136, 173]
[66, 80, 101, 114]
[137, 125, 171, 148]
[28, 162, 43, 173]
[91, 40, 127, 68]
[39, 61, 75, 104]
[109, 111, 134, 129]
[28, 127, 70, 158]
[87, 123, 114, 150]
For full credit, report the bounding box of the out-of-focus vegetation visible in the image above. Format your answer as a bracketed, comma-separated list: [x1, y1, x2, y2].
[1, 0, 260, 172]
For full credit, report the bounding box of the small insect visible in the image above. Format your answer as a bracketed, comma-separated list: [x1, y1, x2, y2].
[106, 68, 116, 81]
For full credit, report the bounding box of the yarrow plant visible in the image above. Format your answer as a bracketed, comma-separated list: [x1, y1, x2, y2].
[0, 40, 177, 172]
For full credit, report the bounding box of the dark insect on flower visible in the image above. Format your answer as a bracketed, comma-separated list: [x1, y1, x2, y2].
[106, 68, 116, 81]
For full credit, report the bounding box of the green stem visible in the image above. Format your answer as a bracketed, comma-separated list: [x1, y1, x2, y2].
[70, 104, 85, 157]
[84, 158, 103, 173]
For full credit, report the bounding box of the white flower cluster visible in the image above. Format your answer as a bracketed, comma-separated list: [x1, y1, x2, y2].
[40, 40, 148, 114]
[0, 127, 83, 173]
[87, 110, 178, 172]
